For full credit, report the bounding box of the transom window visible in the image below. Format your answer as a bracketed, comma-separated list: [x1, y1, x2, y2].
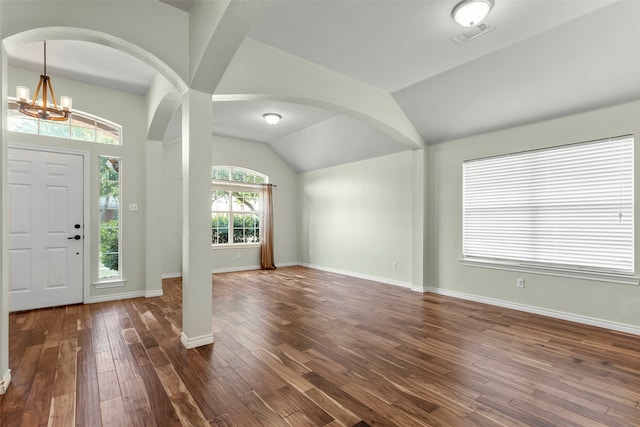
[7, 99, 122, 145]
[463, 135, 634, 276]
[211, 166, 267, 245]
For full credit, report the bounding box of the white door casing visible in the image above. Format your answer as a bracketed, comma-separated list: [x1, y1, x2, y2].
[8, 147, 85, 311]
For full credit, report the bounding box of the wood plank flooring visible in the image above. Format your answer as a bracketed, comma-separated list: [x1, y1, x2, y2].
[1, 266, 639, 426]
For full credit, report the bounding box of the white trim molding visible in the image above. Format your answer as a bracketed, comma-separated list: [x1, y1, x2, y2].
[276, 262, 298, 268]
[94, 280, 127, 289]
[301, 263, 412, 289]
[460, 258, 640, 286]
[88, 291, 145, 304]
[180, 332, 214, 349]
[411, 283, 428, 293]
[167, 262, 300, 278]
[145, 290, 163, 298]
[0, 369, 11, 395]
[212, 265, 261, 274]
[427, 286, 640, 336]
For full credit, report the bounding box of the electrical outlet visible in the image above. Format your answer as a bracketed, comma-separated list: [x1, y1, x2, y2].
[517, 278, 525, 288]
[236, 252, 241, 258]
[392, 261, 398, 270]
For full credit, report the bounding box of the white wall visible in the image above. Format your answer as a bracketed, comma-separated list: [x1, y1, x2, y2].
[161, 135, 299, 275]
[299, 151, 416, 287]
[8, 66, 149, 300]
[427, 100, 640, 330]
[161, 140, 183, 275]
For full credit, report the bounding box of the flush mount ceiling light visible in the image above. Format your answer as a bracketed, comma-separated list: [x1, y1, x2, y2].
[263, 113, 282, 125]
[16, 41, 72, 121]
[452, 0, 494, 27]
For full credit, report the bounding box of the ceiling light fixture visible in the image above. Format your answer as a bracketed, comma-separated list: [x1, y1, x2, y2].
[452, 0, 494, 27]
[263, 113, 282, 125]
[16, 41, 72, 121]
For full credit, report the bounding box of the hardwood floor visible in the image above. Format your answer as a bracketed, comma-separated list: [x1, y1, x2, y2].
[1, 266, 639, 426]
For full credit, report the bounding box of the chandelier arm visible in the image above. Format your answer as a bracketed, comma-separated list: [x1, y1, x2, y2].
[17, 40, 71, 122]
[30, 77, 44, 107]
[47, 77, 59, 110]
[42, 76, 49, 111]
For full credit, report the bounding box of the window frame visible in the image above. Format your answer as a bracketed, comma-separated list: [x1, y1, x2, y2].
[98, 155, 123, 284]
[461, 135, 638, 286]
[211, 166, 267, 248]
[7, 99, 122, 145]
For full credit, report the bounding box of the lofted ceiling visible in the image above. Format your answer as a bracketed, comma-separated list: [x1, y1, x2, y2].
[7, 0, 640, 172]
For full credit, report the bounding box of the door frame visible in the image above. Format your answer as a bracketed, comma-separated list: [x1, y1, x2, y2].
[9, 143, 91, 305]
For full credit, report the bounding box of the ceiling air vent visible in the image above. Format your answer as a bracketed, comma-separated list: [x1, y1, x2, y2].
[450, 22, 495, 45]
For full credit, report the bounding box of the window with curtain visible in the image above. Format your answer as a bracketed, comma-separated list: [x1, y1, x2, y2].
[463, 135, 634, 276]
[211, 166, 267, 245]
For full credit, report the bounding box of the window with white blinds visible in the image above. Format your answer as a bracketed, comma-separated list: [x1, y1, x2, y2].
[463, 136, 634, 275]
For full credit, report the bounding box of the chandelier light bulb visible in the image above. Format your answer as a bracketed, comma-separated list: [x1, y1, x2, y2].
[60, 96, 73, 111]
[16, 86, 30, 102]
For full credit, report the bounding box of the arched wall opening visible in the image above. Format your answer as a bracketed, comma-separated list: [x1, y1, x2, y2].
[0, 26, 189, 393]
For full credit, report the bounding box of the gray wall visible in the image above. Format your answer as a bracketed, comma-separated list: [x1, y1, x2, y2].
[299, 151, 416, 287]
[427, 99, 640, 329]
[161, 135, 299, 275]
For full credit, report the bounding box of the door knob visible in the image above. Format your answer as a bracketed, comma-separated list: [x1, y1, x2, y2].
[67, 235, 82, 240]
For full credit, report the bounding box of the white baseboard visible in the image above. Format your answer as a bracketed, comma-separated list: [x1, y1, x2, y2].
[276, 262, 299, 268]
[166, 262, 300, 278]
[180, 332, 214, 349]
[145, 290, 163, 298]
[0, 369, 11, 395]
[88, 291, 146, 304]
[212, 265, 261, 274]
[427, 287, 640, 336]
[411, 283, 428, 293]
[301, 263, 412, 289]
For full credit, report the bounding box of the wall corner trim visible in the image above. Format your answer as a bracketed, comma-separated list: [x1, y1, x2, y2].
[411, 284, 427, 293]
[0, 369, 11, 395]
[426, 287, 640, 336]
[180, 332, 214, 349]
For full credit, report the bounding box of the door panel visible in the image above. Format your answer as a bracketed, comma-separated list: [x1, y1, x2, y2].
[8, 148, 84, 311]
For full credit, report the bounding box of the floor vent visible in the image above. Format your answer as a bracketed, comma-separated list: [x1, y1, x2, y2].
[450, 22, 495, 45]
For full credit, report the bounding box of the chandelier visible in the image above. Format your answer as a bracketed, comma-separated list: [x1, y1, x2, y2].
[16, 41, 72, 121]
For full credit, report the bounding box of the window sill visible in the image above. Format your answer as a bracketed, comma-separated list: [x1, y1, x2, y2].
[94, 279, 126, 289]
[212, 243, 260, 250]
[460, 258, 639, 286]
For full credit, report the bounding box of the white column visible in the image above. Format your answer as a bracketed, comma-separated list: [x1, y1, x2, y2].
[145, 140, 164, 298]
[0, 40, 12, 394]
[180, 89, 213, 348]
[411, 148, 426, 293]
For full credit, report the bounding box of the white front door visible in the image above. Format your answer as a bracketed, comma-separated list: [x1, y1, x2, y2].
[8, 147, 85, 311]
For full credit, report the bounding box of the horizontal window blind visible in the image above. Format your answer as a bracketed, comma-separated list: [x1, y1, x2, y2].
[463, 136, 634, 274]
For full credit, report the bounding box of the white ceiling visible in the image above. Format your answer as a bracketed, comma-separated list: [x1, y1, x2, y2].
[7, 0, 640, 172]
